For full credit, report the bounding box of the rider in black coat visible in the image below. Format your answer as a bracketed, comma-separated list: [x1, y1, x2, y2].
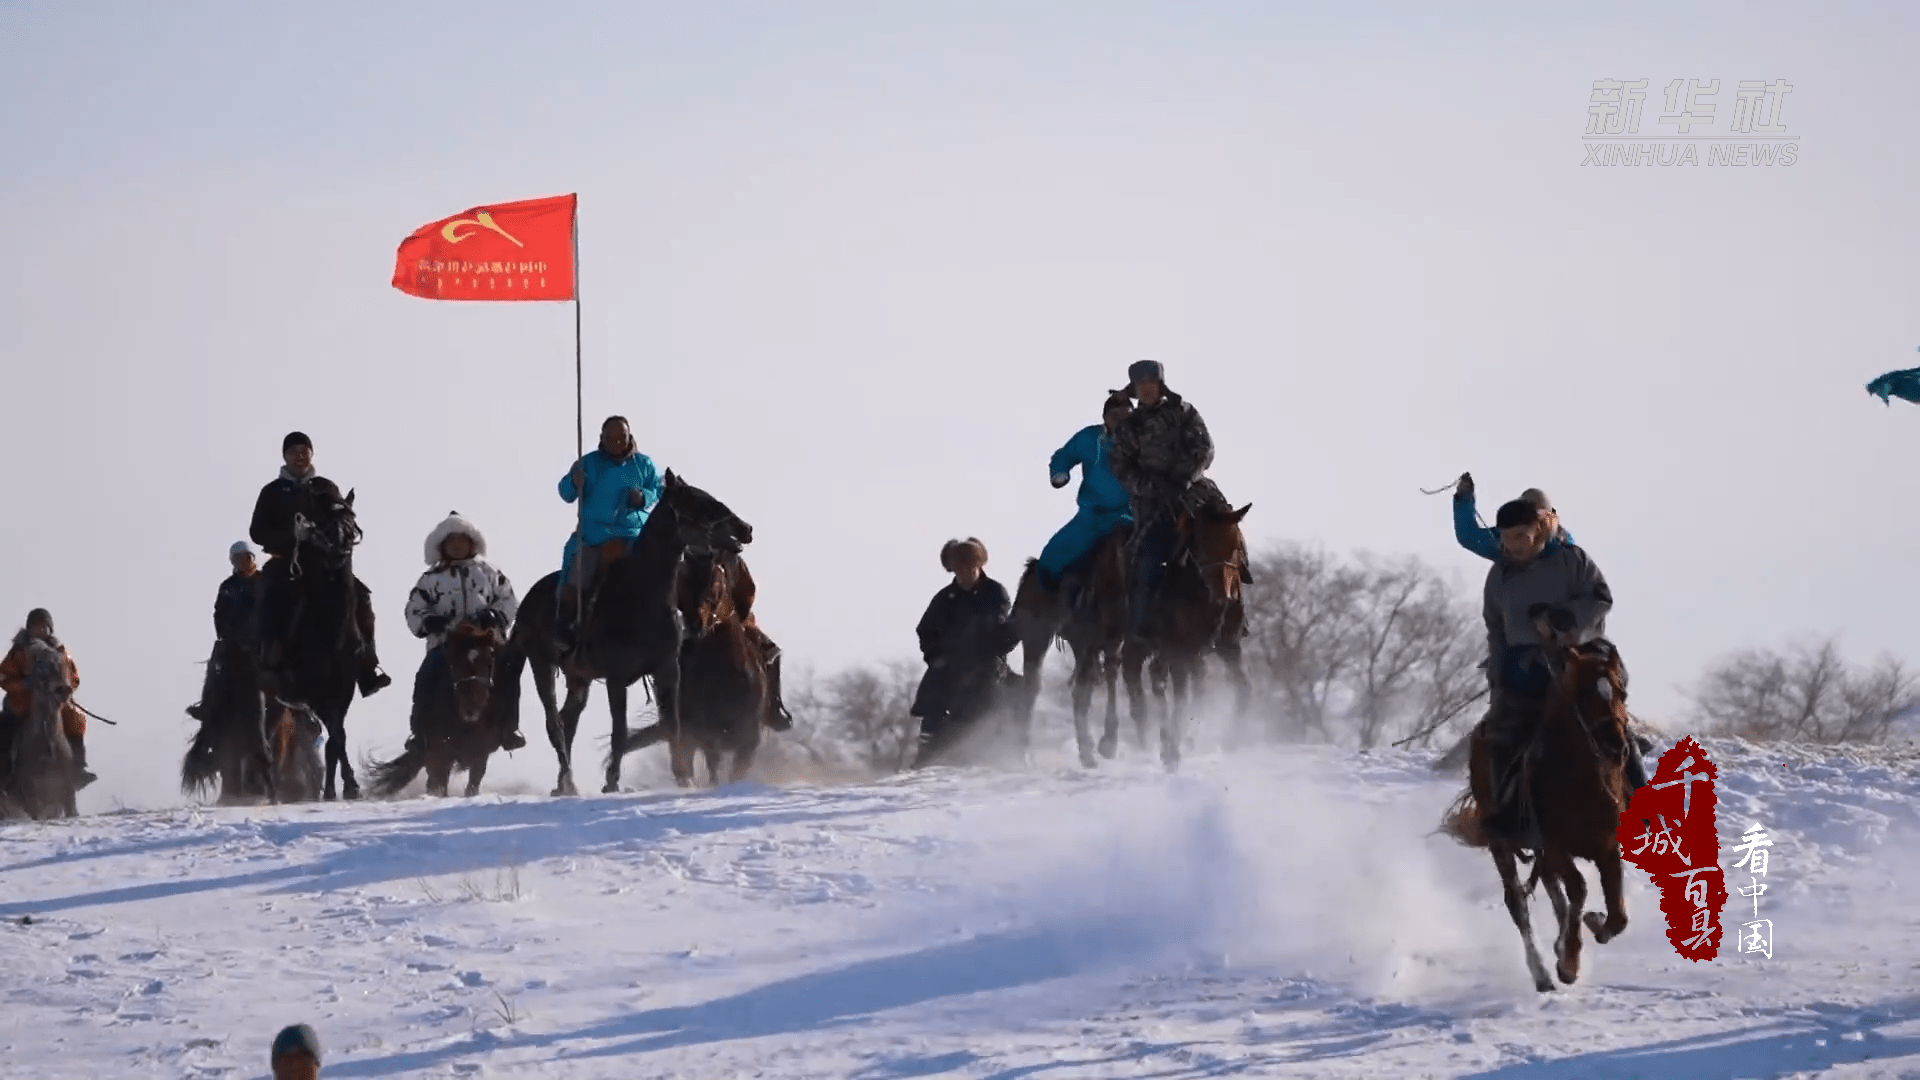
[910, 538, 1019, 767]
[249, 431, 390, 698]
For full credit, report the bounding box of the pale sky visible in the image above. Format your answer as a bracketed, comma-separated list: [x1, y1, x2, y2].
[3, 2, 1916, 810]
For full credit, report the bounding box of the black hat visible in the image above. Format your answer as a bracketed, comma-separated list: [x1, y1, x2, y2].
[1494, 499, 1540, 530]
[271, 1024, 322, 1064]
[1126, 360, 1164, 390]
[1103, 390, 1134, 414]
[283, 431, 313, 454]
[25, 608, 52, 633]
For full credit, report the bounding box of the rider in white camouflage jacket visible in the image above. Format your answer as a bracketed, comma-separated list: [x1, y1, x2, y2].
[404, 513, 523, 749]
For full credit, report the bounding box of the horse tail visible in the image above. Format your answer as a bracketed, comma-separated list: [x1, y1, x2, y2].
[181, 723, 221, 798]
[1438, 788, 1489, 849]
[366, 741, 427, 798]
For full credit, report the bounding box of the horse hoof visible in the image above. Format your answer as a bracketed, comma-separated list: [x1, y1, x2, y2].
[1078, 748, 1098, 769]
[601, 782, 621, 795]
[1557, 962, 1578, 985]
[1583, 911, 1624, 944]
[1534, 978, 1558, 993]
[342, 784, 362, 801]
[1097, 735, 1117, 759]
[323, 790, 337, 802]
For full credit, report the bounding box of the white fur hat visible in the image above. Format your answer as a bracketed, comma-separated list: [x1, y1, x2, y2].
[423, 512, 487, 565]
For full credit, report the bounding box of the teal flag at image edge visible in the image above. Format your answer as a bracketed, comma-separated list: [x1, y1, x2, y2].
[1867, 360, 1920, 405]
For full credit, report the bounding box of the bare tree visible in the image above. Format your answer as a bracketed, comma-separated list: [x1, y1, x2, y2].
[1688, 636, 1920, 743]
[809, 660, 922, 772]
[1243, 544, 1366, 740]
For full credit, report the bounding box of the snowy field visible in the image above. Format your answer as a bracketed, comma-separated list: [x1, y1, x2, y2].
[4, 735, 1919, 1079]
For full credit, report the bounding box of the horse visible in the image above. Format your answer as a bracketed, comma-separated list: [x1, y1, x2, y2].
[623, 550, 770, 785]
[1443, 630, 1634, 992]
[1010, 529, 1131, 768]
[181, 642, 279, 805]
[2, 639, 79, 819]
[1120, 499, 1252, 771]
[503, 470, 751, 796]
[366, 621, 518, 798]
[262, 477, 368, 800]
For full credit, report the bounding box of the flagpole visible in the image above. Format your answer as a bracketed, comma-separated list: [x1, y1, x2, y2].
[570, 197, 585, 636]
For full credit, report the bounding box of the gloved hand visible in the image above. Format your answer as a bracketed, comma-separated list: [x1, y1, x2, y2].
[1527, 603, 1575, 633]
[1050, 472, 1071, 489]
[1457, 471, 1474, 499]
[422, 615, 450, 636]
[626, 487, 649, 509]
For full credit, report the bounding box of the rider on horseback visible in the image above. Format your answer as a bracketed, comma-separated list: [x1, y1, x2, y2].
[1477, 498, 1646, 840]
[910, 538, 1020, 768]
[1035, 390, 1134, 615]
[403, 513, 524, 752]
[1106, 360, 1225, 639]
[250, 431, 391, 698]
[186, 541, 261, 723]
[1453, 473, 1575, 561]
[555, 416, 662, 652]
[0, 608, 92, 788]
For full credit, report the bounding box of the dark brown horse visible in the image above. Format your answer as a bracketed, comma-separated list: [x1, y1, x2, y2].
[265, 478, 368, 800]
[181, 657, 324, 805]
[1445, 631, 1633, 991]
[1010, 529, 1130, 768]
[503, 471, 751, 796]
[624, 550, 771, 785]
[1, 639, 78, 819]
[1120, 501, 1252, 771]
[181, 642, 279, 804]
[367, 622, 518, 798]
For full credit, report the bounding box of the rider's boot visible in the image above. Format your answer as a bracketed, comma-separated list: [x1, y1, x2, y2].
[555, 583, 581, 652]
[357, 655, 392, 698]
[69, 732, 97, 789]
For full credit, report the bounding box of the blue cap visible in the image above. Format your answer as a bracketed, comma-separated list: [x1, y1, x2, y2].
[271, 1024, 321, 1064]
[230, 541, 256, 559]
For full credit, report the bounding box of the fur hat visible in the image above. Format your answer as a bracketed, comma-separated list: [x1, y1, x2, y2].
[940, 537, 988, 572]
[271, 1024, 322, 1068]
[25, 608, 52, 633]
[230, 540, 256, 559]
[423, 512, 487, 565]
[282, 431, 312, 454]
[1495, 499, 1540, 530]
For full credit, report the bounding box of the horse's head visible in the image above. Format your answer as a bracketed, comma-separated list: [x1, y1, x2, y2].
[295, 479, 363, 570]
[25, 640, 72, 714]
[684, 553, 737, 636]
[1549, 639, 1632, 770]
[660, 469, 753, 554]
[445, 621, 505, 725]
[1183, 502, 1253, 606]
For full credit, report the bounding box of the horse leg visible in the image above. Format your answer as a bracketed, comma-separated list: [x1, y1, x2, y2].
[1554, 856, 1589, 985]
[1218, 644, 1252, 745]
[1540, 863, 1570, 977]
[669, 734, 697, 787]
[1492, 843, 1556, 992]
[463, 752, 489, 798]
[1120, 640, 1151, 751]
[552, 676, 591, 797]
[603, 681, 629, 794]
[1145, 654, 1171, 753]
[702, 744, 723, 786]
[323, 686, 360, 801]
[1097, 647, 1121, 759]
[1582, 847, 1630, 944]
[1070, 645, 1097, 768]
[654, 665, 684, 785]
[425, 749, 451, 798]
[1161, 657, 1187, 772]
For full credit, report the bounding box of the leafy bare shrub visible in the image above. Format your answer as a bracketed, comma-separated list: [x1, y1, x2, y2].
[1242, 543, 1485, 748]
[783, 661, 923, 773]
[1688, 637, 1920, 744]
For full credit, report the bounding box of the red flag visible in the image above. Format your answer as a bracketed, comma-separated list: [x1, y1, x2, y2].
[391, 194, 576, 301]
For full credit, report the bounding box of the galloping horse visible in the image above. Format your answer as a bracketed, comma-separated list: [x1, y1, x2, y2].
[624, 550, 770, 786]
[180, 644, 324, 805]
[367, 621, 518, 798]
[1121, 499, 1252, 771]
[265, 478, 367, 800]
[0, 639, 78, 819]
[1445, 628, 1634, 991]
[1010, 529, 1130, 768]
[181, 641, 276, 805]
[505, 470, 751, 796]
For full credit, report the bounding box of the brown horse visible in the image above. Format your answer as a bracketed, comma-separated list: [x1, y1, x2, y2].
[1121, 501, 1252, 771]
[1445, 631, 1633, 992]
[624, 551, 770, 785]
[181, 658, 324, 806]
[367, 622, 517, 798]
[1, 639, 78, 819]
[1010, 529, 1130, 768]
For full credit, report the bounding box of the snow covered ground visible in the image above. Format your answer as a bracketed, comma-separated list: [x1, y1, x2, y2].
[4, 734, 1919, 1079]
